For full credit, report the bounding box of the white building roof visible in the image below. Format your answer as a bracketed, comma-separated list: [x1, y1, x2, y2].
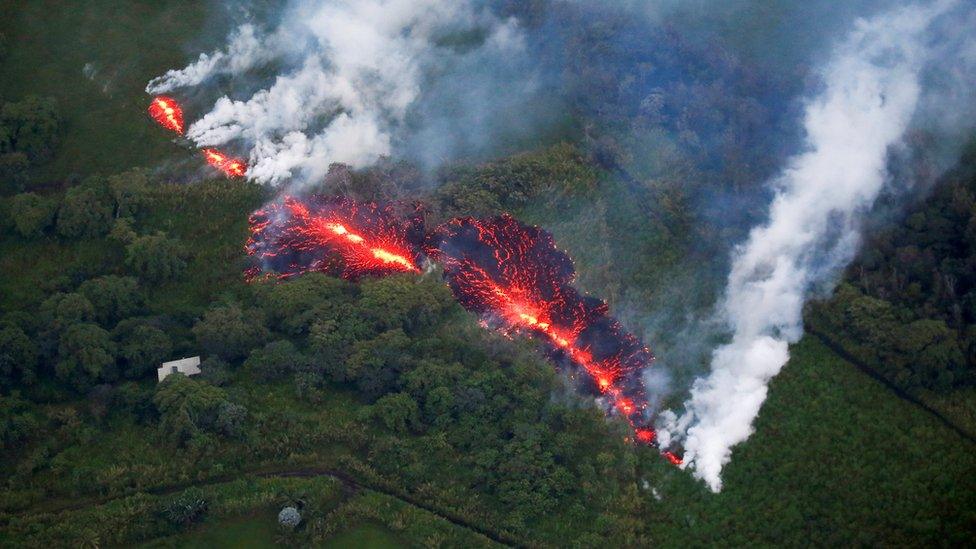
[158, 356, 202, 383]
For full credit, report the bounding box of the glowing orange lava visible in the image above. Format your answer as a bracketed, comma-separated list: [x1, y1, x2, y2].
[246, 199, 682, 466]
[428, 215, 657, 440]
[203, 148, 247, 178]
[486, 278, 639, 420]
[246, 196, 422, 280]
[148, 96, 184, 134]
[663, 450, 683, 466]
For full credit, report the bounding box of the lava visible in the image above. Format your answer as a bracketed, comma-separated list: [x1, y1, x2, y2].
[140, 91, 671, 456]
[146, 96, 247, 179]
[148, 96, 184, 134]
[426, 215, 656, 436]
[662, 450, 683, 466]
[244, 196, 674, 461]
[246, 195, 423, 280]
[203, 148, 248, 178]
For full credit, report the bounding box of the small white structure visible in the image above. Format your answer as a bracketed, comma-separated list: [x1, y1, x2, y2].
[158, 356, 202, 383]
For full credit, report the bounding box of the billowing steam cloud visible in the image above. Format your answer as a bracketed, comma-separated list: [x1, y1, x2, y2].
[660, 0, 969, 492]
[148, 0, 532, 185]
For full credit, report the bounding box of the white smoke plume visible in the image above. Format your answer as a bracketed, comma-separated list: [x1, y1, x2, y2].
[146, 24, 270, 94]
[659, 0, 966, 492]
[147, 0, 528, 185]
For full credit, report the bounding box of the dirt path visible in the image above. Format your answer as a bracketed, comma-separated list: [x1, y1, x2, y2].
[6, 465, 521, 548]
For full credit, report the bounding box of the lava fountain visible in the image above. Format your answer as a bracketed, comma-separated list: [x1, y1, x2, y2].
[148, 96, 184, 134]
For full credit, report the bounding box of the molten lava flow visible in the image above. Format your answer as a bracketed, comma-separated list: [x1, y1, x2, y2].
[245, 198, 676, 463]
[145, 97, 246, 179]
[203, 148, 248, 178]
[246, 195, 423, 280]
[427, 215, 657, 439]
[148, 96, 184, 134]
[662, 450, 683, 466]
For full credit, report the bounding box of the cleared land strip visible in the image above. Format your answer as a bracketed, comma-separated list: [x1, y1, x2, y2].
[808, 328, 976, 446]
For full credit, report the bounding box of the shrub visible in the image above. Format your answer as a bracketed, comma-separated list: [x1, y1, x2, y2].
[163, 489, 208, 526]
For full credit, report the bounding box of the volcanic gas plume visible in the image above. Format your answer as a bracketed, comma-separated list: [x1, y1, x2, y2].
[245, 195, 424, 281]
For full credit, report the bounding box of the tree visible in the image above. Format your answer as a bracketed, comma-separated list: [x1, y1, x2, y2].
[244, 340, 306, 381]
[125, 233, 188, 282]
[214, 401, 247, 438]
[107, 169, 152, 218]
[0, 323, 37, 389]
[56, 323, 117, 389]
[256, 273, 354, 336]
[87, 384, 114, 422]
[108, 217, 137, 244]
[192, 304, 267, 361]
[0, 394, 37, 451]
[358, 275, 456, 333]
[0, 152, 29, 194]
[199, 356, 232, 387]
[9, 192, 56, 237]
[43, 292, 96, 328]
[0, 96, 61, 162]
[78, 275, 141, 325]
[154, 375, 246, 446]
[163, 488, 208, 526]
[57, 178, 114, 238]
[423, 385, 455, 426]
[345, 329, 413, 399]
[372, 392, 421, 433]
[844, 293, 897, 345]
[113, 381, 157, 423]
[114, 322, 172, 379]
[895, 319, 966, 391]
[308, 311, 375, 366]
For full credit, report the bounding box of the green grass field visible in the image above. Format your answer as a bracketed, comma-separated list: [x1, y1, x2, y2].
[143, 514, 279, 549]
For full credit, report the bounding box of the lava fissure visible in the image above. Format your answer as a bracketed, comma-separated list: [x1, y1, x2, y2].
[427, 215, 657, 441]
[147, 97, 675, 461]
[148, 96, 248, 179]
[246, 195, 423, 281]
